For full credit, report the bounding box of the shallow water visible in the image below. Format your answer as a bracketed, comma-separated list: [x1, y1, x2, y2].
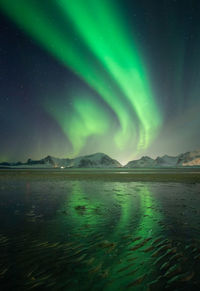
[0, 171, 200, 290]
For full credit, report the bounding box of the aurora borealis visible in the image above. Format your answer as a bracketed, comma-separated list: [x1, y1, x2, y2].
[0, 0, 200, 163]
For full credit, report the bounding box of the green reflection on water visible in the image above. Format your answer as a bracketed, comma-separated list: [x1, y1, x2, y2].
[52, 182, 163, 290]
[111, 184, 137, 238]
[66, 182, 103, 233]
[136, 186, 161, 237]
[2, 179, 200, 290]
[106, 185, 162, 290]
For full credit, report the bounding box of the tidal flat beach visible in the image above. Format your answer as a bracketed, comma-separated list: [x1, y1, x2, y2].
[0, 169, 200, 290]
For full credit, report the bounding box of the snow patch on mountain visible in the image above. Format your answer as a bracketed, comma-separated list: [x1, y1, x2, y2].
[125, 156, 155, 168]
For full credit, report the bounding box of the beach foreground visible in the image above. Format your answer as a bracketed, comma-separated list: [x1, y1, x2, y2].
[0, 169, 200, 290]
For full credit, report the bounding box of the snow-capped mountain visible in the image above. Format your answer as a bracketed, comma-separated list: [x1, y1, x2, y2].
[125, 156, 155, 168]
[68, 153, 121, 168]
[14, 153, 122, 168]
[1, 149, 200, 168]
[176, 149, 200, 166]
[154, 155, 179, 167]
[124, 150, 200, 168]
[27, 155, 71, 167]
[124, 154, 181, 168]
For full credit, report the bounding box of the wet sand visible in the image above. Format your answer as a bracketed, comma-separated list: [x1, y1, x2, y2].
[0, 168, 200, 182]
[0, 169, 200, 290]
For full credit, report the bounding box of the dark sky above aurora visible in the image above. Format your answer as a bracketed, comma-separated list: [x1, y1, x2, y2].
[0, 0, 200, 164]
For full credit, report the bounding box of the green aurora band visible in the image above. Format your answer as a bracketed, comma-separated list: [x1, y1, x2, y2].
[49, 93, 115, 155]
[0, 0, 162, 159]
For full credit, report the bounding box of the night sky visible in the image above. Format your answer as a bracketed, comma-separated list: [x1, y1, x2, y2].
[0, 0, 200, 164]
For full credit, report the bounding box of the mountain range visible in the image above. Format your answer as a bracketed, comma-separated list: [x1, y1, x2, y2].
[0, 150, 200, 168]
[0, 153, 121, 168]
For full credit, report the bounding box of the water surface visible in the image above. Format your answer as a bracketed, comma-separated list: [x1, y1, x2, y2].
[0, 170, 200, 290]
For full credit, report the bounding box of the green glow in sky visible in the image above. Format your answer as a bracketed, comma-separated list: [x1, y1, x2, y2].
[0, 0, 162, 160]
[59, 0, 161, 149]
[50, 94, 112, 155]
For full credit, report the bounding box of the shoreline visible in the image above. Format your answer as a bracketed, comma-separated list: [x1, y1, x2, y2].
[0, 168, 200, 183]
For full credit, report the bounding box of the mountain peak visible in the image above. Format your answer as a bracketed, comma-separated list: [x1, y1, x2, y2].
[1, 149, 200, 168]
[125, 149, 200, 168]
